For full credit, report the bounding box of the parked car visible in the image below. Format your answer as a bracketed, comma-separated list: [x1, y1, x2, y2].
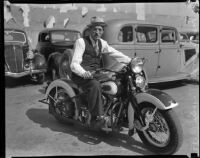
[36, 28, 81, 80]
[5, 28, 47, 84]
[179, 31, 199, 63]
[181, 31, 199, 44]
[82, 19, 199, 83]
[179, 32, 190, 42]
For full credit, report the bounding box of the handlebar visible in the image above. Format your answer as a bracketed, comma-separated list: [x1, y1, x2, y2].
[91, 67, 126, 75]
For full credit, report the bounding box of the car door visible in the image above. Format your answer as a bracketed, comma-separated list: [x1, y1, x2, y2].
[157, 26, 181, 77]
[36, 32, 52, 60]
[133, 24, 160, 79]
[102, 24, 135, 70]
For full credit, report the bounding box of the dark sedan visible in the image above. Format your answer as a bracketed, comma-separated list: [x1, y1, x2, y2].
[36, 28, 81, 80]
[5, 28, 47, 84]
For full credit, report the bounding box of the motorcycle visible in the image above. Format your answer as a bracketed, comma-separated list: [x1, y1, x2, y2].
[43, 56, 183, 155]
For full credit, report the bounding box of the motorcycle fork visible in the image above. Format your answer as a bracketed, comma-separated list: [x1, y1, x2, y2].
[129, 93, 158, 130]
[129, 93, 146, 127]
[111, 99, 124, 131]
[102, 97, 124, 131]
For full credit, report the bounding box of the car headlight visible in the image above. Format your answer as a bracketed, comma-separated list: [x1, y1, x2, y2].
[135, 75, 146, 89]
[24, 61, 35, 70]
[130, 57, 144, 73]
[27, 50, 34, 59]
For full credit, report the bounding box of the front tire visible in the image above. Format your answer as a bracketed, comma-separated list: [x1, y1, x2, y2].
[136, 104, 183, 155]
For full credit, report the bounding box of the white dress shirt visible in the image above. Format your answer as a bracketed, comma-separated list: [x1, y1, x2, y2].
[70, 36, 131, 77]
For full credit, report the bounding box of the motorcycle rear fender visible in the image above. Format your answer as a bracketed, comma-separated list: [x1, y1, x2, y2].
[45, 79, 79, 119]
[45, 79, 78, 99]
[135, 89, 178, 110]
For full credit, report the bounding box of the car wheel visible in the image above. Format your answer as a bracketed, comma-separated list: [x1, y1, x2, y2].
[36, 73, 45, 84]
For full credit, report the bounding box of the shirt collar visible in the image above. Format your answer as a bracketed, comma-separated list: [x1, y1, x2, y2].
[89, 35, 98, 46]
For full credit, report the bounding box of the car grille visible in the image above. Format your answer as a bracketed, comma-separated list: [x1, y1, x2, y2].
[184, 49, 196, 62]
[5, 45, 24, 73]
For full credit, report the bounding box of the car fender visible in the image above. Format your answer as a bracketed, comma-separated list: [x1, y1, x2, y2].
[34, 53, 47, 69]
[135, 89, 178, 110]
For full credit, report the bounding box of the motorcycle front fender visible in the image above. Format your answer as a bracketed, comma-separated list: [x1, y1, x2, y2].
[135, 89, 178, 110]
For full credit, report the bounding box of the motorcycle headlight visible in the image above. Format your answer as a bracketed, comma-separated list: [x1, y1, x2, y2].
[130, 57, 144, 73]
[135, 75, 146, 89]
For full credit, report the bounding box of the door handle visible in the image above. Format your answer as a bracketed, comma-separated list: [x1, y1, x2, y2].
[155, 49, 161, 54]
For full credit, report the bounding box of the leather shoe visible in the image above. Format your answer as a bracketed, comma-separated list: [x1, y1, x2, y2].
[95, 115, 107, 129]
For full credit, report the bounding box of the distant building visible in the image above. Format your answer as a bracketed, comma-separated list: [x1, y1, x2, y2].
[4, 3, 199, 48]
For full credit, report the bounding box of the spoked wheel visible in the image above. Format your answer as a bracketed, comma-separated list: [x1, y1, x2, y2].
[136, 104, 183, 155]
[49, 87, 76, 125]
[30, 73, 45, 84]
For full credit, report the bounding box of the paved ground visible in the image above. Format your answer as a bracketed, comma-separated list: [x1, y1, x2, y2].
[5, 78, 199, 157]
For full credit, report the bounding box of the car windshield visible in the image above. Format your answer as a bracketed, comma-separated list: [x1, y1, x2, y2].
[51, 30, 80, 43]
[4, 30, 26, 43]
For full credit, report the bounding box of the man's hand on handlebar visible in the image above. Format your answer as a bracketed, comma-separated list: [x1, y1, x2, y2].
[82, 71, 93, 79]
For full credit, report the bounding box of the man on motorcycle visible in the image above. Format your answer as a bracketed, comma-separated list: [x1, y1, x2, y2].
[70, 16, 134, 132]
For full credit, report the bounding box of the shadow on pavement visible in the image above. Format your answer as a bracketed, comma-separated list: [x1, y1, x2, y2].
[149, 79, 199, 90]
[5, 76, 43, 88]
[26, 108, 153, 155]
[38, 86, 46, 94]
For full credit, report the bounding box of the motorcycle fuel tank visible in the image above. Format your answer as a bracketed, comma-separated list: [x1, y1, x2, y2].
[101, 81, 118, 95]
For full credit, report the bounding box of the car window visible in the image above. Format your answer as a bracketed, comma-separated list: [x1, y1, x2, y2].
[195, 35, 199, 40]
[83, 28, 90, 38]
[4, 31, 26, 43]
[179, 33, 189, 41]
[135, 26, 157, 43]
[51, 31, 80, 42]
[161, 28, 177, 43]
[181, 34, 188, 40]
[191, 34, 199, 41]
[40, 33, 50, 42]
[118, 26, 133, 42]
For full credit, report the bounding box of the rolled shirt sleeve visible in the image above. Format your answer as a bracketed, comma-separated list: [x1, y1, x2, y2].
[100, 39, 131, 63]
[70, 38, 87, 77]
[70, 38, 132, 77]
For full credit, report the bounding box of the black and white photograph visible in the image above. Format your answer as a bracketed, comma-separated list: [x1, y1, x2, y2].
[4, 1, 199, 157]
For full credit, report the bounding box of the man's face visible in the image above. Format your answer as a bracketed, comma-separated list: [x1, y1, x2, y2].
[90, 25, 104, 41]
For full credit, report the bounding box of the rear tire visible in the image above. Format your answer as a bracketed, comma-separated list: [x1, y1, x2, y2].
[48, 87, 76, 125]
[136, 104, 183, 155]
[35, 73, 45, 84]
